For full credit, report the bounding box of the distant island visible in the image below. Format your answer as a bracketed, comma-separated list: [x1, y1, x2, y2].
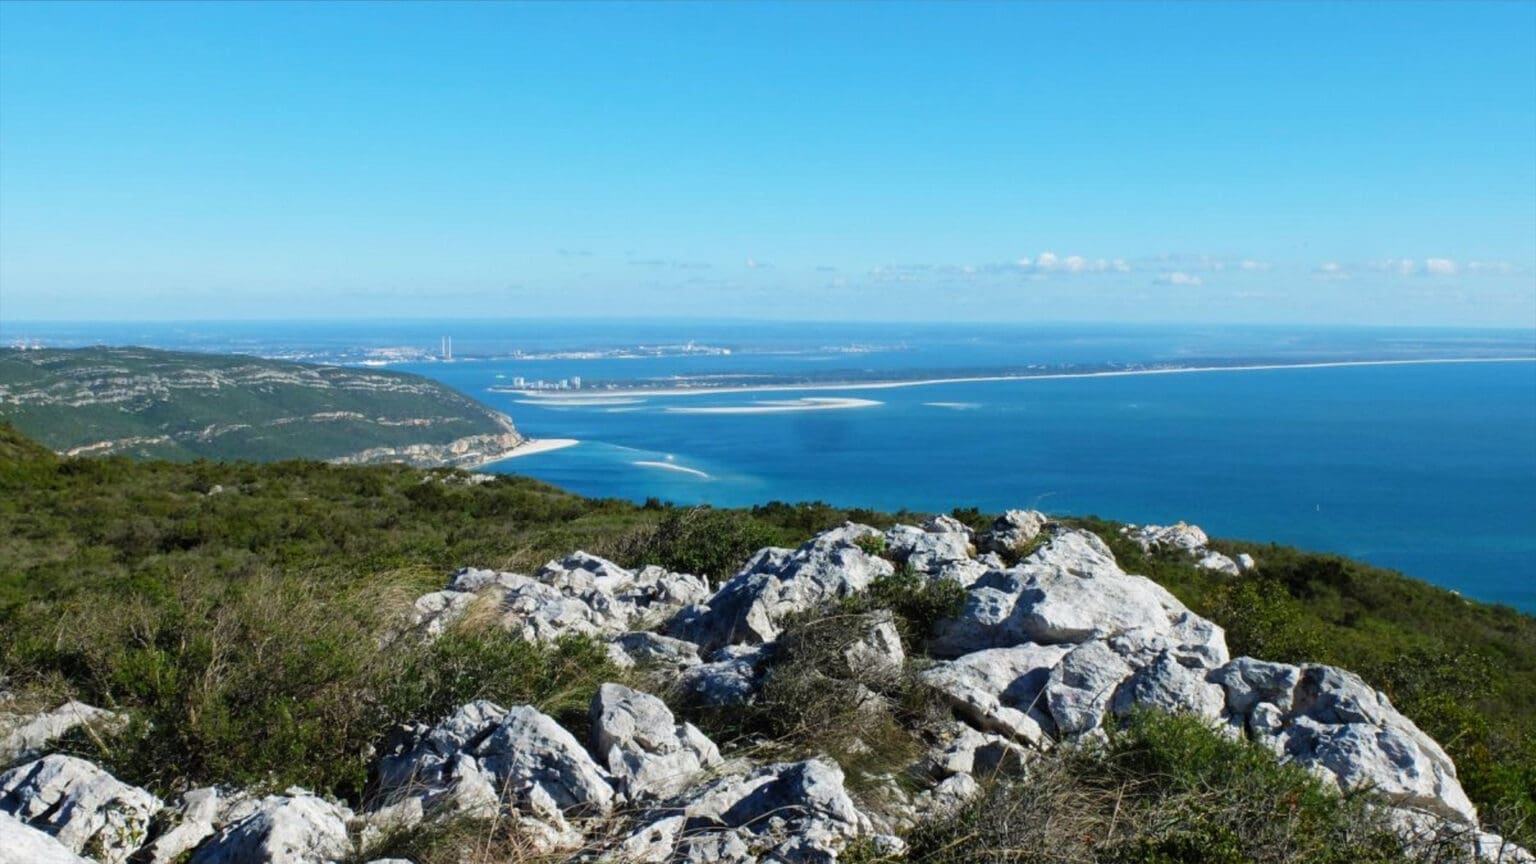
[0, 346, 546, 467]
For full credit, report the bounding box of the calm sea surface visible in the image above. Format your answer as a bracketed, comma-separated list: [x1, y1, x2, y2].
[11, 320, 1535, 610]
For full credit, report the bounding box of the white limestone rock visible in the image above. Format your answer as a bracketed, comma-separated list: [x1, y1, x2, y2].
[928, 723, 1030, 779]
[612, 758, 883, 864]
[842, 611, 906, 678]
[0, 701, 126, 768]
[589, 683, 721, 802]
[446, 566, 501, 593]
[922, 514, 973, 537]
[1209, 657, 1301, 715]
[919, 645, 1070, 745]
[0, 812, 92, 864]
[883, 524, 974, 575]
[1196, 550, 1242, 576]
[1128, 522, 1210, 554]
[979, 510, 1047, 556]
[667, 524, 893, 652]
[188, 790, 352, 864]
[930, 529, 1225, 659]
[409, 590, 476, 638]
[470, 705, 616, 816]
[0, 755, 162, 864]
[675, 645, 770, 707]
[1275, 665, 1477, 825]
[913, 773, 979, 822]
[374, 700, 615, 825]
[134, 786, 222, 864]
[1109, 651, 1227, 723]
[612, 631, 705, 671]
[437, 555, 708, 644]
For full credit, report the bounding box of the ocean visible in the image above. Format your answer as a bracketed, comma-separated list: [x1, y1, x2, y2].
[7, 319, 1535, 610]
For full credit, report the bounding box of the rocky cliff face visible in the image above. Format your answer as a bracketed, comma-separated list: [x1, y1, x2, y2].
[0, 347, 523, 466]
[1, 515, 1529, 864]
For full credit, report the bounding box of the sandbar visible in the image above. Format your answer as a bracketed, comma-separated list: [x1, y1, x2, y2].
[664, 397, 882, 415]
[503, 356, 1535, 400]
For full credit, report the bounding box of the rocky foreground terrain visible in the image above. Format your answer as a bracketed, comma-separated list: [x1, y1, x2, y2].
[1, 512, 1530, 864]
[0, 348, 523, 466]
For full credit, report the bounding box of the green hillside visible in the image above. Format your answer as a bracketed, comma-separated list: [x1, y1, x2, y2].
[0, 346, 522, 465]
[0, 422, 1530, 851]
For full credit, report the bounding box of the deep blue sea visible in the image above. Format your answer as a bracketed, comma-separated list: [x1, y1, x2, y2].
[8, 320, 1535, 611]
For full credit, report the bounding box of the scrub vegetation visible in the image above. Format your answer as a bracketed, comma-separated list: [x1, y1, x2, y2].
[1, 422, 1532, 854]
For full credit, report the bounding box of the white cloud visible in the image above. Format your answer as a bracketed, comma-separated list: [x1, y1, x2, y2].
[1313, 261, 1350, 280]
[1467, 260, 1520, 275]
[1025, 252, 1125, 274]
[1239, 259, 1271, 272]
[1424, 257, 1458, 276]
[1155, 271, 1203, 286]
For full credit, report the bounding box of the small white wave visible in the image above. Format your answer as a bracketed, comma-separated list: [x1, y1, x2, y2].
[923, 401, 981, 410]
[632, 460, 711, 479]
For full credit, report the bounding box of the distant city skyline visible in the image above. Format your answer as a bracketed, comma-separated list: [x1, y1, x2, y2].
[1, 1, 1533, 326]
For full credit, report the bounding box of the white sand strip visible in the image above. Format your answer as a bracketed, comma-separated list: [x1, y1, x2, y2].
[497, 438, 580, 459]
[664, 397, 882, 415]
[501, 356, 1536, 400]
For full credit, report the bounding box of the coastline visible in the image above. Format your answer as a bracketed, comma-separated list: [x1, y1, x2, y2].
[471, 437, 579, 469]
[502, 355, 1536, 400]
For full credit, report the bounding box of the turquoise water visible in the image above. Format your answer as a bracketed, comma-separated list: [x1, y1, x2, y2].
[448, 361, 1536, 611]
[10, 320, 1535, 610]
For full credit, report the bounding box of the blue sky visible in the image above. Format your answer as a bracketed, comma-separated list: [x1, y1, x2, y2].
[1, 1, 1533, 326]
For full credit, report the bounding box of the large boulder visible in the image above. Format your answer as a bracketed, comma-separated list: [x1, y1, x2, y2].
[0, 755, 161, 864]
[1277, 666, 1477, 825]
[374, 700, 614, 822]
[0, 701, 126, 768]
[609, 758, 887, 863]
[474, 706, 616, 815]
[1210, 658, 1478, 826]
[930, 529, 1228, 662]
[589, 683, 721, 801]
[667, 525, 893, 652]
[188, 790, 352, 864]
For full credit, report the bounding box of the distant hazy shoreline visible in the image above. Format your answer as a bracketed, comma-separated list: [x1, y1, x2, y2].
[502, 355, 1536, 400]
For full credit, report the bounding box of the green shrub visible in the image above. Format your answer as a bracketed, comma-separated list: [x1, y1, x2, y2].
[628, 506, 784, 581]
[905, 710, 1412, 864]
[843, 566, 968, 654]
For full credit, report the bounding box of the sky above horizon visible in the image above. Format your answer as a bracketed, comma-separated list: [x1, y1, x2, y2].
[1, 1, 1534, 328]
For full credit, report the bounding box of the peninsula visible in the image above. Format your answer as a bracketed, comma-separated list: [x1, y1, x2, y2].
[0, 347, 536, 468]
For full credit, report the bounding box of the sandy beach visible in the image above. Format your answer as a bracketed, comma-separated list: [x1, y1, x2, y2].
[502, 356, 1536, 401]
[482, 437, 579, 464]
